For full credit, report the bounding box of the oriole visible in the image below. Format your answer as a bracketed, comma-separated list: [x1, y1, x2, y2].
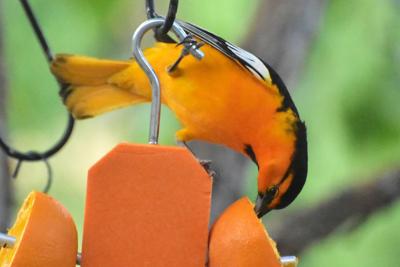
[50, 21, 308, 217]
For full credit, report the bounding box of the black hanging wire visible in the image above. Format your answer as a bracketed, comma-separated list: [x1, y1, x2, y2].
[145, 0, 179, 43]
[19, 0, 53, 62]
[0, 0, 75, 193]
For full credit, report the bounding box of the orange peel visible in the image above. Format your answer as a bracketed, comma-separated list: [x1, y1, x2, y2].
[0, 191, 77, 267]
[209, 197, 282, 267]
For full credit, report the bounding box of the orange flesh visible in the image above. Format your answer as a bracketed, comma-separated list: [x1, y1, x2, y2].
[0, 192, 35, 265]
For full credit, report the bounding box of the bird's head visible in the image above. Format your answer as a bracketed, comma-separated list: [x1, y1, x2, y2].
[254, 169, 304, 218]
[254, 122, 308, 218]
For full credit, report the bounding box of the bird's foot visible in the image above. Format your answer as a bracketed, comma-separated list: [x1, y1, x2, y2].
[198, 159, 212, 168]
[177, 140, 216, 178]
[198, 159, 216, 178]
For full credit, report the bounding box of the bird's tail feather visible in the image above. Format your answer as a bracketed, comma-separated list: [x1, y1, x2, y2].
[51, 54, 147, 119]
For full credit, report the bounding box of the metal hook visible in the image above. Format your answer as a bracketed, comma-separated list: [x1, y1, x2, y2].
[11, 153, 53, 193]
[145, 0, 179, 43]
[132, 18, 204, 144]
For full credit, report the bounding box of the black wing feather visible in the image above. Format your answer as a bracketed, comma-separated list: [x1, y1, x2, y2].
[176, 20, 270, 81]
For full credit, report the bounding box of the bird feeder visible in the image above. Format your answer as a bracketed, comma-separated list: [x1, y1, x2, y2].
[0, 15, 298, 267]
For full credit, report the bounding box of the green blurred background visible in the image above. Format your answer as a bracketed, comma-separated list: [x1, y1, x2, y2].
[1, 0, 400, 266]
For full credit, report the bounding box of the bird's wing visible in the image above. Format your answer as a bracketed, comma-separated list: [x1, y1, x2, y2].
[176, 20, 270, 82]
[176, 20, 301, 115]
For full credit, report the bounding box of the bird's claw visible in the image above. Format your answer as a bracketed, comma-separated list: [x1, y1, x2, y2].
[199, 159, 212, 168]
[199, 159, 216, 178]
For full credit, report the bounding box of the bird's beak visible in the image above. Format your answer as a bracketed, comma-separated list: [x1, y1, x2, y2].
[254, 194, 271, 218]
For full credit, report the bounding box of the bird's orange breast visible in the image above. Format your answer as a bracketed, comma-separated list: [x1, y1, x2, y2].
[133, 44, 297, 155]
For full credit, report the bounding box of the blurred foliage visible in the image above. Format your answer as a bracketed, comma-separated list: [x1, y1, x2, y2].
[296, 0, 400, 265]
[293, 0, 400, 203]
[1, 0, 400, 266]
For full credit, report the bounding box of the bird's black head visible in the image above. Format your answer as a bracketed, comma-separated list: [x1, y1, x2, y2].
[255, 121, 308, 218]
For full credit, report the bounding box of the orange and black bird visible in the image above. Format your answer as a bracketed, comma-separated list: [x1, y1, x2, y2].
[50, 21, 307, 217]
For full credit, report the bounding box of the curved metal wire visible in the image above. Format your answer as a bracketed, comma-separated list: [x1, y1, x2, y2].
[12, 154, 53, 193]
[0, 114, 74, 162]
[0, 0, 75, 192]
[20, 0, 53, 62]
[145, 0, 179, 42]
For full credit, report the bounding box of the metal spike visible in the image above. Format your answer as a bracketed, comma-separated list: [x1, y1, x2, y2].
[281, 256, 298, 267]
[0, 233, 16, 248]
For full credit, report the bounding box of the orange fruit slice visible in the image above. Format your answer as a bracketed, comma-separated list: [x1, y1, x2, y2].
[209, 197, 282, 267]
[0, 191, 77, 267]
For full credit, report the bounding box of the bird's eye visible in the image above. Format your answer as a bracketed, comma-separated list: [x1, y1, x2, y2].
[267, 186, 279, 198]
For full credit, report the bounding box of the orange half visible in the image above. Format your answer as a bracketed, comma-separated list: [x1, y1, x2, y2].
[209, 197, 282, 267]
[0, 191, 77, 267]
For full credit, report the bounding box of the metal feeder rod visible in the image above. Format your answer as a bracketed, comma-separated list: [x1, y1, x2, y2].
[281, 255, 298, 267]
[0, 233, 16, 248]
